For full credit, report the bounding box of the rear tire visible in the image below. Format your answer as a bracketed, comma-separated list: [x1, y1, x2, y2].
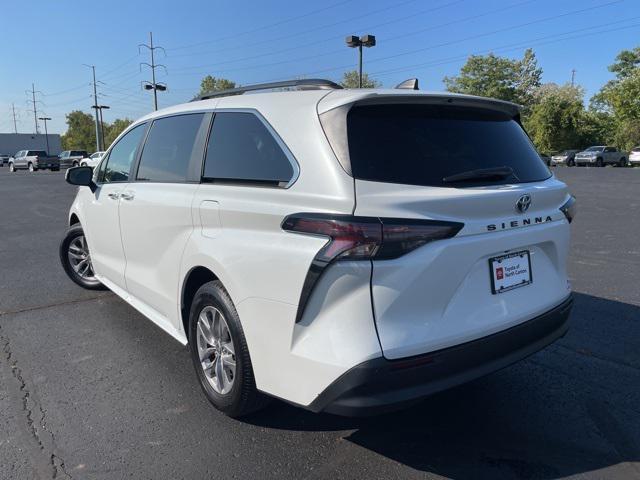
[72, 161, 79, 167]
[59, 224, 106, 290]
[596, 157, 603, 167]
[567, 159, 575, 167]
[28, 163, 34, 172]
[188, 280, 269, 417]
[619, 157, 627, 167]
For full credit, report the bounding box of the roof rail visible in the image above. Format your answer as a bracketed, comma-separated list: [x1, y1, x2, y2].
[193, 79, 343, 101]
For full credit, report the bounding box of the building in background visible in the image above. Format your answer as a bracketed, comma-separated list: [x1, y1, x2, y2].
[0, 133, 62, 156]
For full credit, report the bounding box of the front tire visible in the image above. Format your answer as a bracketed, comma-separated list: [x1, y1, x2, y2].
[188, 280, 268, 417]
[28, 163, 35, 172]
[9, 163, 15, 172]
[59, 224, 105, 290]
[568, 159, 575, 167]
[596, 157, 604, 167]
[619, 157, 627, 167]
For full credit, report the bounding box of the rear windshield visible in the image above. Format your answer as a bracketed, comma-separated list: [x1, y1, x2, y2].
[28, 151, 47, 156]
[346, 104, 551, 187]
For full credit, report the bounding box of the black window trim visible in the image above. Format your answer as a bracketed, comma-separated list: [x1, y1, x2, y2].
[94, 121, 149, 185]
[200, 108, 300, 189]
[131, 111, 213, 185]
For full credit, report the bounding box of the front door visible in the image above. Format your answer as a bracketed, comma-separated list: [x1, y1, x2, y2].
[82, 123, 147, 291]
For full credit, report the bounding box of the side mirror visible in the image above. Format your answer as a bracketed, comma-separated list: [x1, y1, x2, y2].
[66, 166, 96, 192]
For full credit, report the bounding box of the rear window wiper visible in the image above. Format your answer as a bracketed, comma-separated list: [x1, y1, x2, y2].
[442, 166, 518, 183]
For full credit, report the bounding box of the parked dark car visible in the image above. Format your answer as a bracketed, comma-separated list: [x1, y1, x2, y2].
[0, 153, 10, 166]
[551, 150, 579, 167]
[59, 150, 89, 168]
[539, 153, 552, 166]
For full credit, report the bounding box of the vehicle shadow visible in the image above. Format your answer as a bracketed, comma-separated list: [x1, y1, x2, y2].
[245, 292, 640, 479]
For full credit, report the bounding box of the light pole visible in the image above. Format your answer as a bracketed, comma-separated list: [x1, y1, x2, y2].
[346, 35, 376, 88]
[38, 117, 51, 154]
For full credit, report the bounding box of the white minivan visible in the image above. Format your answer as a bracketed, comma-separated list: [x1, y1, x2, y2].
[60, 79, 575, 417]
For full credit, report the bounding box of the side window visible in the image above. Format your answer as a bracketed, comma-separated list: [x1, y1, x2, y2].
[98, 124, 146, 183]
[203, 112, 294, 185]
[137, 113, 206, 182]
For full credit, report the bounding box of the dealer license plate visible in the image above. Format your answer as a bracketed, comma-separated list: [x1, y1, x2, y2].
[489, 250, 532, 294]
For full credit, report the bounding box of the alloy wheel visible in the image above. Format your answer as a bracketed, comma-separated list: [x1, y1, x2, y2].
[67, 235, 96, 281]
[196, 306, 236, 395]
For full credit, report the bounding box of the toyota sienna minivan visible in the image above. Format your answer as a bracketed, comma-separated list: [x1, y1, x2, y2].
[60, 79, 575, 417]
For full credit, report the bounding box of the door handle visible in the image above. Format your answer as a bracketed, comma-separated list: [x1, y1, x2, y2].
[120, 192, 135, 201]
[107, 192, 120, 200]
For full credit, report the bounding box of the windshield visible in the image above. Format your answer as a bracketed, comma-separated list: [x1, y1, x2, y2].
[585, 146, 604, 152]
[346, 104, 550, 188]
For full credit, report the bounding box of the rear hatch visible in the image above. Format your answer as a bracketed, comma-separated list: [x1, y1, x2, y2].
[321, 97, 572, 359]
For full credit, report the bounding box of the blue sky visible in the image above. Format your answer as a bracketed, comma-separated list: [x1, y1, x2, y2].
[1, 0, 638, 134]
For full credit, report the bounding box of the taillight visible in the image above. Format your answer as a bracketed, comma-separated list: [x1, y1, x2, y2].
[282, 213, 463, 322]
[560, 195, 577, 223]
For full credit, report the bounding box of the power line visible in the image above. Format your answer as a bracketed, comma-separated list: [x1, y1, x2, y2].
[168, 0, 426, 59]
[169, 0, 359, 51]
[368, 18, 640, 79]
[250, 0, 628, 83]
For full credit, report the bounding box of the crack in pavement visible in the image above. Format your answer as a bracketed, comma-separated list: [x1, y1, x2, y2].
[1, 329, 73, 479]
[0, 293, 113, 317]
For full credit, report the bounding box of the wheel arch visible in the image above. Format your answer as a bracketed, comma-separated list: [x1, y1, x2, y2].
[69, 213, 80, 226]
[180, 266, 220, 340]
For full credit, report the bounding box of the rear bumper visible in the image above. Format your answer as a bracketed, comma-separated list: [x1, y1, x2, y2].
[309, 295, 573, 416]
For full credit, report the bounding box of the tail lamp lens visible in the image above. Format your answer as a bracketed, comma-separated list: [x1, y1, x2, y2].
[282, 213, 463, 322]
[560, 195, 577, 223]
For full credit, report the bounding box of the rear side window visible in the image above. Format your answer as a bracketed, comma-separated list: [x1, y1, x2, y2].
[99, 124, 146, 183]
[71, 150, 87, 156]
[137, 113, 206, 182]
[28, 151, 47, 156]
[346, 104, 551, 187]
[203, 112, 294, 185]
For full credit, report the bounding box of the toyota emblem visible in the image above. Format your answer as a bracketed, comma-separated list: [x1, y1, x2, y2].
[516, 194, 532, 213]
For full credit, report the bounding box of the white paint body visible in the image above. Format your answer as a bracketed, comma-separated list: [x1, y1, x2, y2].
[67, 88, 572, 407]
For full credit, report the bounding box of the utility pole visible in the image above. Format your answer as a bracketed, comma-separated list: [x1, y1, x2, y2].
[140, 32, 167, 111]
[83, 64, 102, 151]
[30, 84, 40, 134]
[92, 105, 110, 150]
[38, 117, 52, 154]
[11, 103, 18, 133]
[571, 69, 576, 87]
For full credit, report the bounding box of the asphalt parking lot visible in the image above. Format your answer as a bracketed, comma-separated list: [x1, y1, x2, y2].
[0, 166, 639, 480]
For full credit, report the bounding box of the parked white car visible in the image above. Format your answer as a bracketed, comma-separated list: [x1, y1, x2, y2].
[59, 79, 575, 417]
[629, 146, 640, 166]
[574, 146, 627, 167]
[80, 151, 105, 168]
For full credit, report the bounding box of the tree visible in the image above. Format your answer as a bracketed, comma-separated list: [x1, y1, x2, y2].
[524, 84, 586, 153]
[590, 46, 640, 150]
[340, 70, 382, 88]
[104, 118, 133, 148]
[444, 49, 542, 109]
[198, 75, 236, 96]
[61, 111, 96, 152]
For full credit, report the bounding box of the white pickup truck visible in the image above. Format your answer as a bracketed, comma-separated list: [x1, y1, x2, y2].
[8, 150, 60, 172]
